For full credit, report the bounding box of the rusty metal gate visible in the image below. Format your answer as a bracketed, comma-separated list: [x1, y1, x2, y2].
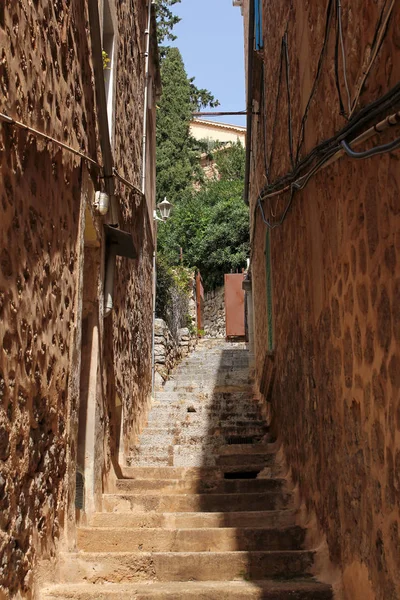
[224, 273, 245, 338]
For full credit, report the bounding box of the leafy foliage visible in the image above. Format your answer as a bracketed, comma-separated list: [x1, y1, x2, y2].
[155, 257, 194, 336]
[158, 144, 249, 291]
[154, 0, 181, 46]
[156, 47, 198, 205]
[156, 47, 218, 205]
[154, 1, 248, 294]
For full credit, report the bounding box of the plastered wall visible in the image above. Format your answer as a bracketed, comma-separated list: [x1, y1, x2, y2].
[249, 1, 400, 597]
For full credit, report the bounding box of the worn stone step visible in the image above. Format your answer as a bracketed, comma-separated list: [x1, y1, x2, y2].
[77, 525, 306, 553]
[165, 383, 254, 393]
[133, 440, 272, 456]
[138, 432, 271, 448]
[147, 401, 262, 414]
[121, 465, 273, 479]
[101, 491, 292, 513]
[56, 550, 315, 584]
[89, 509, 298, 529]
[217, 453, 275, 467]
[146, 412, 263, 426]
[41, 579, 332, 599]
[218, 444, 273, 456]
[115, 477, 286, 495]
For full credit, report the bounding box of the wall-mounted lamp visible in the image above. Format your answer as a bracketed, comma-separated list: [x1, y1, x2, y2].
[94, 190, 110, 215]
[154, 197, 173, 222]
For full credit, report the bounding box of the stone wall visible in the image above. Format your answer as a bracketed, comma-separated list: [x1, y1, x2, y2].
[248, 0, 400, 598]
[0, 0, 156, 597]
[153, 319, 197, 390]
[203, 287, 225, 338]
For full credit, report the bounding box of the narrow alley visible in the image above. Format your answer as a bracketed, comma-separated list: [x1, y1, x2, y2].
[1, 0, 400, 598]
[40, 341, 333, 599]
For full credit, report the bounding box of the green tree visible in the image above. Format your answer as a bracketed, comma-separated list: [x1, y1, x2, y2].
[155, 0, 181, 46]
[156, 47, 198, 205]
[158, 144, 249, 290]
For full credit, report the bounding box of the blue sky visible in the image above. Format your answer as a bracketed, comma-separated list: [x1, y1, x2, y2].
[172, 0, 246, 127]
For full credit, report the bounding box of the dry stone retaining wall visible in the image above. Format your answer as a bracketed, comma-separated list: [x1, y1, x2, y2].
[203, 287, 225, 338]
[154, 320, 197, 389]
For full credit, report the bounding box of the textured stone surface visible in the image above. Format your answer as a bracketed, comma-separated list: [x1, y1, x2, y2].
[204, 286, 226, 338]
[38, 340, 333, 599]
[248, 1, 400, 598]
[0, 0, 155, 597]
[153, 319, 197, 389]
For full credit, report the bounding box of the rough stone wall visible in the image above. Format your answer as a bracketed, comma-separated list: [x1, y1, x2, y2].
[153, 319, 197, 390]
[0, 1, 97, 596]
[204, 287, 226, 338]
[105, 192, 153, 460]
[0, 0, 155, 597]
[249, 0, 400, 597]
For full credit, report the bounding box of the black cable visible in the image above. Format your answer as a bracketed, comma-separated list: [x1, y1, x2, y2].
[268, 39, 285, 171]
[296, 0, 335, 162]
[334, 1, 346, 118]
[261, 62, 269, 178]
[341, 137, 400, 159]
[283, 32, 295, 168]
[259, 82, 400, 197]
[258, 191, 295, 230]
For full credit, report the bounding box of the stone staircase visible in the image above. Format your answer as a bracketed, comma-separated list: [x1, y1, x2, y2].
[40, 341, 332, 599]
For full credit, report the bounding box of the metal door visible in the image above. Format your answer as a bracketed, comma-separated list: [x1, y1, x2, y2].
[225, 273, 245, 337]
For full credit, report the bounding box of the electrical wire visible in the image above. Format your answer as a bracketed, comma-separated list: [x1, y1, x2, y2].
[255, 114, 400, 229]
[267, 40, 285, 171]
[283, 32, 295, 168]
[337, 0, 351, 115]
[0, 111, 143, 196]
[349, 0, 396, 117]
[0, 111, 99, 168]
[258, 82, 400, 199]
[113, 168, 144, 195]
[340, 136, 400, 159]
[296, 0, 335, 161]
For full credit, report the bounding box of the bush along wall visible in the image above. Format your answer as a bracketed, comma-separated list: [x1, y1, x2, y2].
[154, 261, 197, 387]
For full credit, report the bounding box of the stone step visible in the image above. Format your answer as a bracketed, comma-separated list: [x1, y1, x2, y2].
[164, 383, 254, 393]
[121, 465, 273, 480]
[115, 477, 286, 495]
[77, 525, 306, 553]
[138, 431, 270, 447]
[149, 398, 261, 410]
[131, 443, 274, 462]
[101, 491, 292, 513]
[218, 444, 273, 456]
[55, 551, 316, 584]
[217, 453, 274, 467]
[41, 579, 332, 599]
[146, 413, 263, 427]
[89, 509, 298, 529]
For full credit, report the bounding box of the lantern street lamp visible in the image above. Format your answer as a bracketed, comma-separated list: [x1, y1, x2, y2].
[151, 197, 172, 396]
[154, 197, 173, 222]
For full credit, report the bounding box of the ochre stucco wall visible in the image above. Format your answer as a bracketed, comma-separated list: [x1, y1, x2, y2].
[249, 1, 400, 597]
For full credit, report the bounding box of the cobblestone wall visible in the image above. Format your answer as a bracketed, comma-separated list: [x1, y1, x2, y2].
[249, 0, 400, 597]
